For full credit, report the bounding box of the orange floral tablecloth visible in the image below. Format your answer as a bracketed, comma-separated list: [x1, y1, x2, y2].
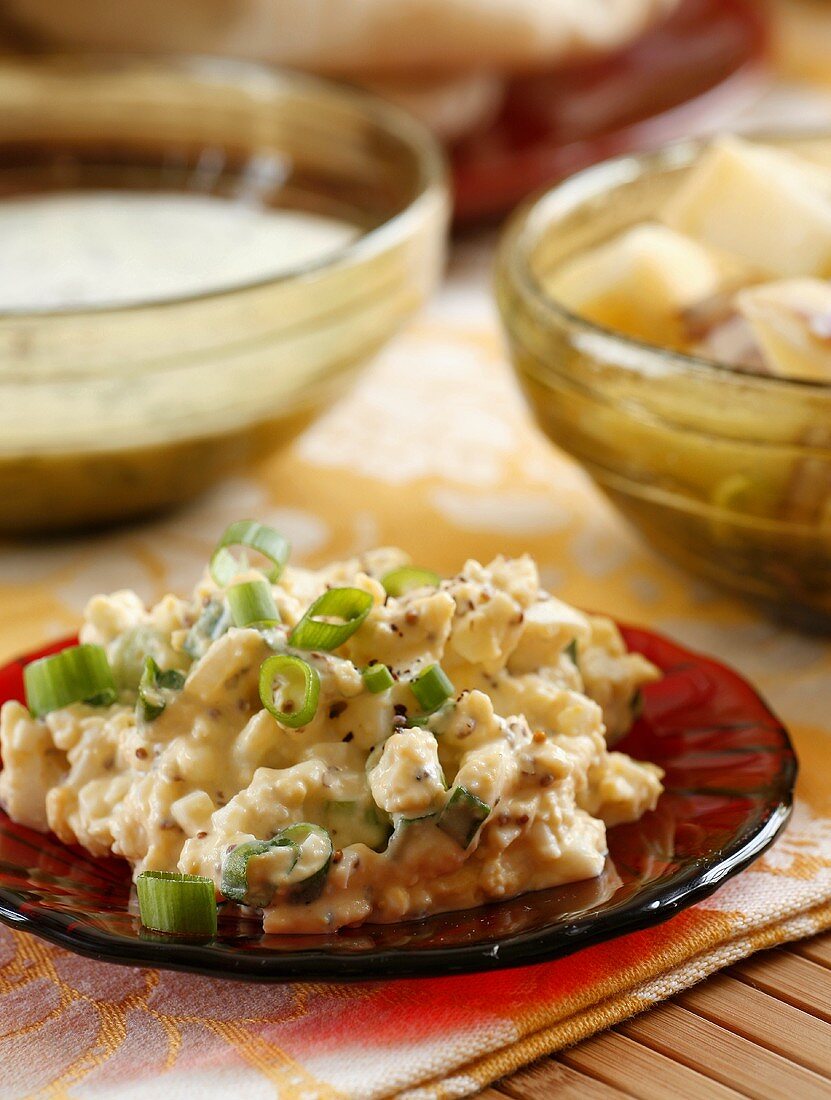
[6, 77, 831, 1088]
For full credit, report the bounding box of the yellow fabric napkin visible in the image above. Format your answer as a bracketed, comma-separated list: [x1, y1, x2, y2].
[2, 281, 831, 1099]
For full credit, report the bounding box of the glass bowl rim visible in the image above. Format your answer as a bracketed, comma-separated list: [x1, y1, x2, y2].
[0, 51, 448, 320]
[496, 129, 831, 394]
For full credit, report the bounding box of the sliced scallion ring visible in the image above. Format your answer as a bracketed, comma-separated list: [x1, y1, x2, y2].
[410, 663, 454, 715]
[138, 656, 186, 722]
[24, 644, 117, 718]
[362, 662, 394, 694]
[381, 566, 440, 597]
[259, 654, 320, 728]
[565, 639, 579, 666]
[220, 837, 299, 907]
[279, 823, 334, 903]
[227, 579, 281, 629]
[630, 689, 644, 719]
[288, 587, 373, 651]
[436, 786, 490, 849]
[182, 599, 231, 660]
[210, 520, 290, 587]
[136, 870, 217, 935]
[220, 822, 333, 907]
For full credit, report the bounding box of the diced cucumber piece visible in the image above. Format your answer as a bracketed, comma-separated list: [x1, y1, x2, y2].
[437, 786, 490, 849]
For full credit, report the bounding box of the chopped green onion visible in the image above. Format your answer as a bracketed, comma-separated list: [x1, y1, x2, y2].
[138, 656, 186, 722]
[24, 644, 117, 718]
[388, 811, 438, 852]
[220, 822, 333, 907]
[182, 599, 231, 659]
[109, 625, 165, 692]
[259, 654, 320, 728]
[396, 812, 438, 830]
[220, 837, 299, 907]
[227, 579, 280, 629]
[437, 786, 490, 849]
[210, 520, 290, 587]
[136, 870, 217, 935]
[279, 822, 334, 903]
[565, 639, 579, 666]
[324, 799, 392, 851]
[381, 566, 440, 597]
[289, 587, 373, 651]
[362, 662, 394, 694]
[410, 663, 454, 715]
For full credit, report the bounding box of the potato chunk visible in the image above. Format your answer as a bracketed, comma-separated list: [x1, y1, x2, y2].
[548, 223, 721, 344]
[662, 136, 831, 279]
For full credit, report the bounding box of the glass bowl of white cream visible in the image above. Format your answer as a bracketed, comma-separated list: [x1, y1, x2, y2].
[0, 54, 448, 533]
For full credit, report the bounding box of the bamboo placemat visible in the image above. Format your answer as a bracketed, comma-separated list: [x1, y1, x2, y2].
[492, 932, 831, 1098]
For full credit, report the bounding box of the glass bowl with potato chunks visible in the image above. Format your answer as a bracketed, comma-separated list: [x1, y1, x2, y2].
[497, 133, 831, 631]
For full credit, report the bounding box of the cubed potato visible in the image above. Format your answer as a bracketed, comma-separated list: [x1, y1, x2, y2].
[662, 136, 831, 279]
[548, 223, 722, 345]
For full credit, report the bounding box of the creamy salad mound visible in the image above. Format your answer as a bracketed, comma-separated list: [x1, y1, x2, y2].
[0, 527, 662, 934]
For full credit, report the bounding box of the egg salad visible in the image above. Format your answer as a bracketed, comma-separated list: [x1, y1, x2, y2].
[0, 523, 662, 934]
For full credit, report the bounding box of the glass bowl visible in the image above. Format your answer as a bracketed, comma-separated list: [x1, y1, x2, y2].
[0, 55, 448, 534]
[496, 134, 831, 632]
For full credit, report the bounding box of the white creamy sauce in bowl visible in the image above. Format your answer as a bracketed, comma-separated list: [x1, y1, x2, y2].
[0, 191, 359, 311]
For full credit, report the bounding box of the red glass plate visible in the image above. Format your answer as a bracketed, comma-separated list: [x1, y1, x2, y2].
[452, 0, 768, 223]
[0, 626, 795, 982]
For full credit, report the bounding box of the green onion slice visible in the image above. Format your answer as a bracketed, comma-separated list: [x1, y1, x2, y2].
[138, 656, 186, 722]
[220, 822, 333, 907]
[410, 663, 454, 715]
[362, 662, 394, 694]
[630, 689, 644, 719]
[210, 520, 290, 587]
[437, 786, 490, 849]
[565, 639, 579, 666]
[220, 837, 299, 907]
[288, 587, 373, 651]
[182, 599, 231, 660]
[381, 566, 440, 598]
[136, 870, 217, 935]
[259, 654, 320, 728]
[227, 579, 281, 629]
[279, 822, 334, 903]
[24, 644, 117, 718]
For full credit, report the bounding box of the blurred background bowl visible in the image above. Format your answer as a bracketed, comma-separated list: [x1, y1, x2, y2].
[496, 134, 831, 632]
[0, 54, 447, 535]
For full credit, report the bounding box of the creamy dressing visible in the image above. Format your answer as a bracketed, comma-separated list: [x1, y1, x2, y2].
[0, 191, 358, 311]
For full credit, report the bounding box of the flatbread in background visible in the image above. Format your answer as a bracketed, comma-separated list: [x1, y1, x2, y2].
[4, 0, 681, 74]
[361, 72, 504, 143]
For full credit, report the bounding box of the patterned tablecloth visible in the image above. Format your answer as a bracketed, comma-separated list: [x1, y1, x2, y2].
[5, 84, 831, 1100]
